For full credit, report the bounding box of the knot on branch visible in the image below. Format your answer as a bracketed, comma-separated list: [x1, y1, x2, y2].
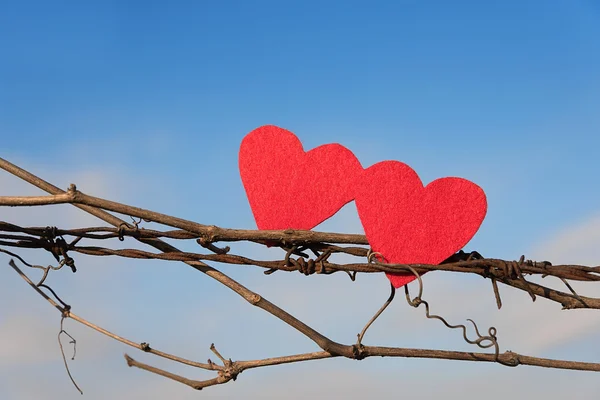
[42, 226, 59, 241]
[290, 256, 326, 275]
[117, 221, 138, 241]
[485, 256, 553, 304]
[503, 351, 521, 367]
[209, 344, 240, 381]
[140, 342, 152, 352]
[351, 343, 367, 360]
[352, 343, 368, 361]
[278, 245, 333, 276]
[61, 305, 71, 319]
[487, 256, 552, 281]
[200, 226, 219, 243]
[42, 235, 77, 273]
[218, 362, 240, 382]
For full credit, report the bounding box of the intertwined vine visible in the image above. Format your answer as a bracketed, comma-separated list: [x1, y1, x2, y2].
[1, 157, 599, 393]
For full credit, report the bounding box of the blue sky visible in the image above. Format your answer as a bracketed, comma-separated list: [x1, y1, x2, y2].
[2, 0, 600, 254]
[1, 1, 600, 399]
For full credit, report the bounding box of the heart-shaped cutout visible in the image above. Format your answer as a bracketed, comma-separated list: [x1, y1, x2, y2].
[355, 161, 487, 288]
[239, 125, 362, 230]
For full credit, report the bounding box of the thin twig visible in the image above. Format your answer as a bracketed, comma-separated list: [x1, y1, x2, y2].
[7, 258, 224, 371]
[0, 188, 368, 245]
[58, 316, 83, 395]
[0, 158, 352, 356]
[357, 283, 395, 345]
[2, 157, 600, 394]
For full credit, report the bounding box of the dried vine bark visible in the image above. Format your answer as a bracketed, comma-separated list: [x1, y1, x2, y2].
[1, 156, 600, 393]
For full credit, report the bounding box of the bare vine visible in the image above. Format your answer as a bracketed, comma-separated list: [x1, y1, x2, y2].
[1, 157, 600, 393]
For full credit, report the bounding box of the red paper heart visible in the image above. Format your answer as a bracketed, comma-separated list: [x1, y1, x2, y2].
[239, 125, 362, 230]
[355, 161, 487, 288]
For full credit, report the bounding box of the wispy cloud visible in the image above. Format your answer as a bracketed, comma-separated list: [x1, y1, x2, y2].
[529, 213, 600, 266]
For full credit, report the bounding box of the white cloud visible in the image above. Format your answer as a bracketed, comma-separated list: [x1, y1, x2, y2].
[529, 213, 600, 266]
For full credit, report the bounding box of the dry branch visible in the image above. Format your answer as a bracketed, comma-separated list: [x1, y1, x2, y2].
[1, 156, 600, 393]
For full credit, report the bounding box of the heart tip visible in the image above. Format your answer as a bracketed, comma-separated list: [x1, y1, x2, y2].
[386, 273, 418, 288]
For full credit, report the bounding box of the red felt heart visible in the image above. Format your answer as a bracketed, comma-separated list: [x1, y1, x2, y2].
[239, 125, 362, 230]
[355, 161, 487, 288]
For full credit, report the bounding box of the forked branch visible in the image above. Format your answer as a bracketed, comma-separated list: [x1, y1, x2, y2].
[1, 157, 600, 393]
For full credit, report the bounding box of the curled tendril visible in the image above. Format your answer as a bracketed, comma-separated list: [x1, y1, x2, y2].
[58, 316, 83, 394]
[368, 248, 502, 362]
